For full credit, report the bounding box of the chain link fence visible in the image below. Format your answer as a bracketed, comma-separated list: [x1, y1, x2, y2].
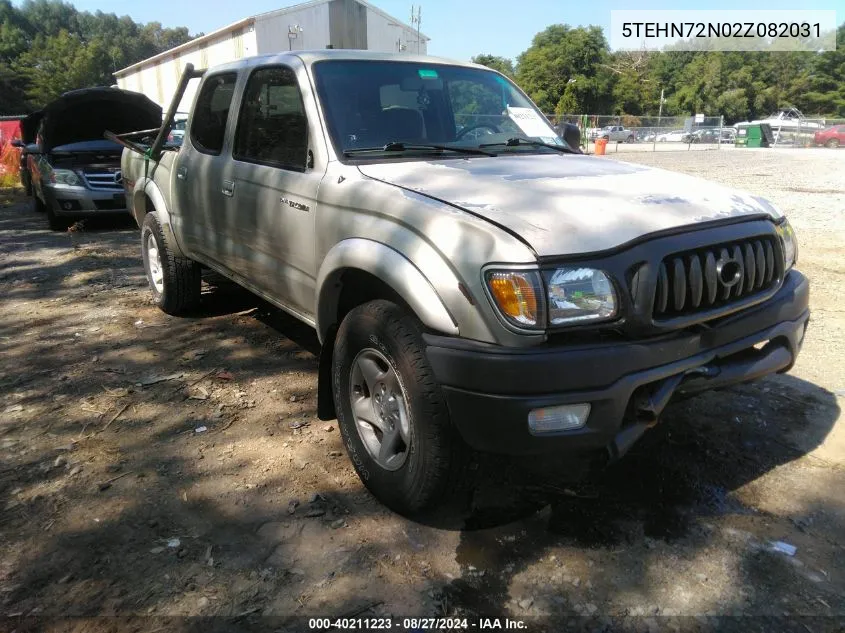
[547, 113, 845, 153]
[548, 114, 727, 154]
[753, 116, 845, 148]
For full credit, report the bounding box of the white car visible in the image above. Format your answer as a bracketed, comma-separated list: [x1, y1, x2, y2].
[657, 130, 687, 142]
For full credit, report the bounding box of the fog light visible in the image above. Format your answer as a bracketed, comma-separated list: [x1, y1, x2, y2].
[528, 403, 591, 434]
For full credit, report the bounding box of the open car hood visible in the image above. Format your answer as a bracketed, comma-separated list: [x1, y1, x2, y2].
[40, 88, 161, 153]
[21, 111, 43, 144]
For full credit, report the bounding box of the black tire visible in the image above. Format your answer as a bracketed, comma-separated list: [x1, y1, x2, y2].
[826, 139, 840, 148]
[44, 199, 71, 231]
[141, 213, 201, 315]
[333, 300, 464, 515]
[627, 135, 635, 143]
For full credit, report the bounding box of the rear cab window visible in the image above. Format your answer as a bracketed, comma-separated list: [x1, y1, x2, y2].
[190, 73, 238, 155]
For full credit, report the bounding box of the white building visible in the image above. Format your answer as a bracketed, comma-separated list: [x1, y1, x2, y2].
[114, 0, 429, 109]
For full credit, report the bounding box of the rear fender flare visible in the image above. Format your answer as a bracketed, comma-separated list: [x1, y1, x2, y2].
[133, 177, 186, 258]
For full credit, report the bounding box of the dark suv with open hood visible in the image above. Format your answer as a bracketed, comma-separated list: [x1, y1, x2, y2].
[24, 87, 161, 230]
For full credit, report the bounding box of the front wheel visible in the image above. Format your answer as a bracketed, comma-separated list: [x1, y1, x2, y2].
[45, 199, 71, 231]
[141, 213, 201, 315]
[333, 300, 464, 515]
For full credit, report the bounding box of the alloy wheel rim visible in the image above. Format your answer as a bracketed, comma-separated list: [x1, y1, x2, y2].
[348, 348, 411, 471]
[145, 233, 164, 294]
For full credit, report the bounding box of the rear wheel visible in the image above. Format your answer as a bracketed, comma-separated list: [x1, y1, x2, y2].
[333, 300, 464, 515]
[627, 135, 636, 143]
[826, 139, 840, 148]
[141, 213, 201, 315]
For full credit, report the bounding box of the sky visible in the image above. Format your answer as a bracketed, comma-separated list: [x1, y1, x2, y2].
[17, 0, 842, 61]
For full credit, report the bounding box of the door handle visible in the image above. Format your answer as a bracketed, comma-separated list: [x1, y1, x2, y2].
[222, 180, 235, 197]
[176, 166, 188, 181]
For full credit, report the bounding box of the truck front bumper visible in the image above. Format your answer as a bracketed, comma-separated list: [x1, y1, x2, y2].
[43, 185, 129, 216]
[425, 270, 809, 457]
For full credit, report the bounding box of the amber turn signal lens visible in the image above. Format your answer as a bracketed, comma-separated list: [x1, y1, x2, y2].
[487, 271, 540, 327]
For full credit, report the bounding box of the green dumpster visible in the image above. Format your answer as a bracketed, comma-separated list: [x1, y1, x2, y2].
[735, 124, 772, 148]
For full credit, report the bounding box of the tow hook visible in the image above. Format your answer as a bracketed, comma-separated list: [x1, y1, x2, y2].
[633, 372, 686, 427]
[608, 364, 719, 461]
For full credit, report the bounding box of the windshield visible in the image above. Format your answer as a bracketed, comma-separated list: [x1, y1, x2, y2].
[312, 60, 567, 157]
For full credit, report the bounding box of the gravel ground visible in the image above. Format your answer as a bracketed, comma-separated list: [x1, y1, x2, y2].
[0, 148, 843, 631]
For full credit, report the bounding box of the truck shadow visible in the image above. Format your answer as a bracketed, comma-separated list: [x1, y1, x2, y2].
[438, 375, 841, 618]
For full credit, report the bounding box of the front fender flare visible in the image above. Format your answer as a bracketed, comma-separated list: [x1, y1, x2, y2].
[315, 238, 459, 343]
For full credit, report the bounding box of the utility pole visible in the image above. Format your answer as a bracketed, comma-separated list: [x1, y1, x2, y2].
[653, 87, 665, 152]
[410, 5, 422, 53]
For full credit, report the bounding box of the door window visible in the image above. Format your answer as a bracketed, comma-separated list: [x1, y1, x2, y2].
[233, 66, 308, 171]
[190, 73, 237, 155]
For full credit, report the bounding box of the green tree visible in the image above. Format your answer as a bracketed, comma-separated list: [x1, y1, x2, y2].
[800, 24, 845, 116]
[0, 0, 194, 113]
[0, 61, 28, 112]
[515, 24, 614, 114]
[471, 54, 515, 77]
[716, 88, 749, 123]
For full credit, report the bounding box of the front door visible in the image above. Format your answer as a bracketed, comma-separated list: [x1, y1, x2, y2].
[173, 72, 239, 268]
[223, 64, 323, 318]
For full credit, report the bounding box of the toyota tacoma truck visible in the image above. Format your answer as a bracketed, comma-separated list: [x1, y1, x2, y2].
[116, 51, 808, 515]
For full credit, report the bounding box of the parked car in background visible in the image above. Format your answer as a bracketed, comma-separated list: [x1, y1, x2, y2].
[167, 115, 188, 146]
[813, 125, 845, 148]
[597, 125, 636, 142]
[657, 130, 687, 142]
[24, 87, 161, 230]
[118, 52, 808, 515]
[682, 129, 720, 144]
[12, 111, 43, 195]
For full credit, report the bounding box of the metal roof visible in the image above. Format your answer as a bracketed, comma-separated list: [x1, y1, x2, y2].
[204, 49, 477, 74]
[114, 16, 254, 77]
[114, 0, 430, 78]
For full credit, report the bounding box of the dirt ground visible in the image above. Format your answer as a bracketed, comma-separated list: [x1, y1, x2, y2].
[1, 148, 843, 632]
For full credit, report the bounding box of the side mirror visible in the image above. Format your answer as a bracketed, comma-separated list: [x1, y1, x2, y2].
[11, 139, 25, 149]
[560, 123, 582, 152]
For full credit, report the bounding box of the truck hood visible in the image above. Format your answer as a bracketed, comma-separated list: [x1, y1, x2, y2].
[358, 154, 782, 257]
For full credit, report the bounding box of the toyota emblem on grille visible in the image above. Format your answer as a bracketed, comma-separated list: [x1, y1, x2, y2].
[114, 170, 123, 185]
[716, 255, 742, 288]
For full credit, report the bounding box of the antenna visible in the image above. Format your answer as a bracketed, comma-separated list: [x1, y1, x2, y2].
[410, 5, 422, 53]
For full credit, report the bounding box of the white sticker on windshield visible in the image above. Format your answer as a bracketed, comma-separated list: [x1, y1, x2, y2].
[506, 107, 557, 140]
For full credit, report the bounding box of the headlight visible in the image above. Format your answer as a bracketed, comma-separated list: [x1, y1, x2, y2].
[545, 267, 617, 325]
[777, 218, 797, 271]
[51, 169, 82, 186]
[485, 270, 545, 329]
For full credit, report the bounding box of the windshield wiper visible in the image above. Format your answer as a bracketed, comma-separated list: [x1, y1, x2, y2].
[344, 142, 495, 157]
[479, 137, 577, 154]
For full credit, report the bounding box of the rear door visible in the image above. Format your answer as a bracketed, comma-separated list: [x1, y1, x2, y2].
[223, 62, 324, 317]
[173, 72, 239, 266]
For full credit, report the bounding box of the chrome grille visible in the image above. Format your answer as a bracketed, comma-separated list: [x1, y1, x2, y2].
[653, 236, 780, 319]
[82, 170, 122, 191]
